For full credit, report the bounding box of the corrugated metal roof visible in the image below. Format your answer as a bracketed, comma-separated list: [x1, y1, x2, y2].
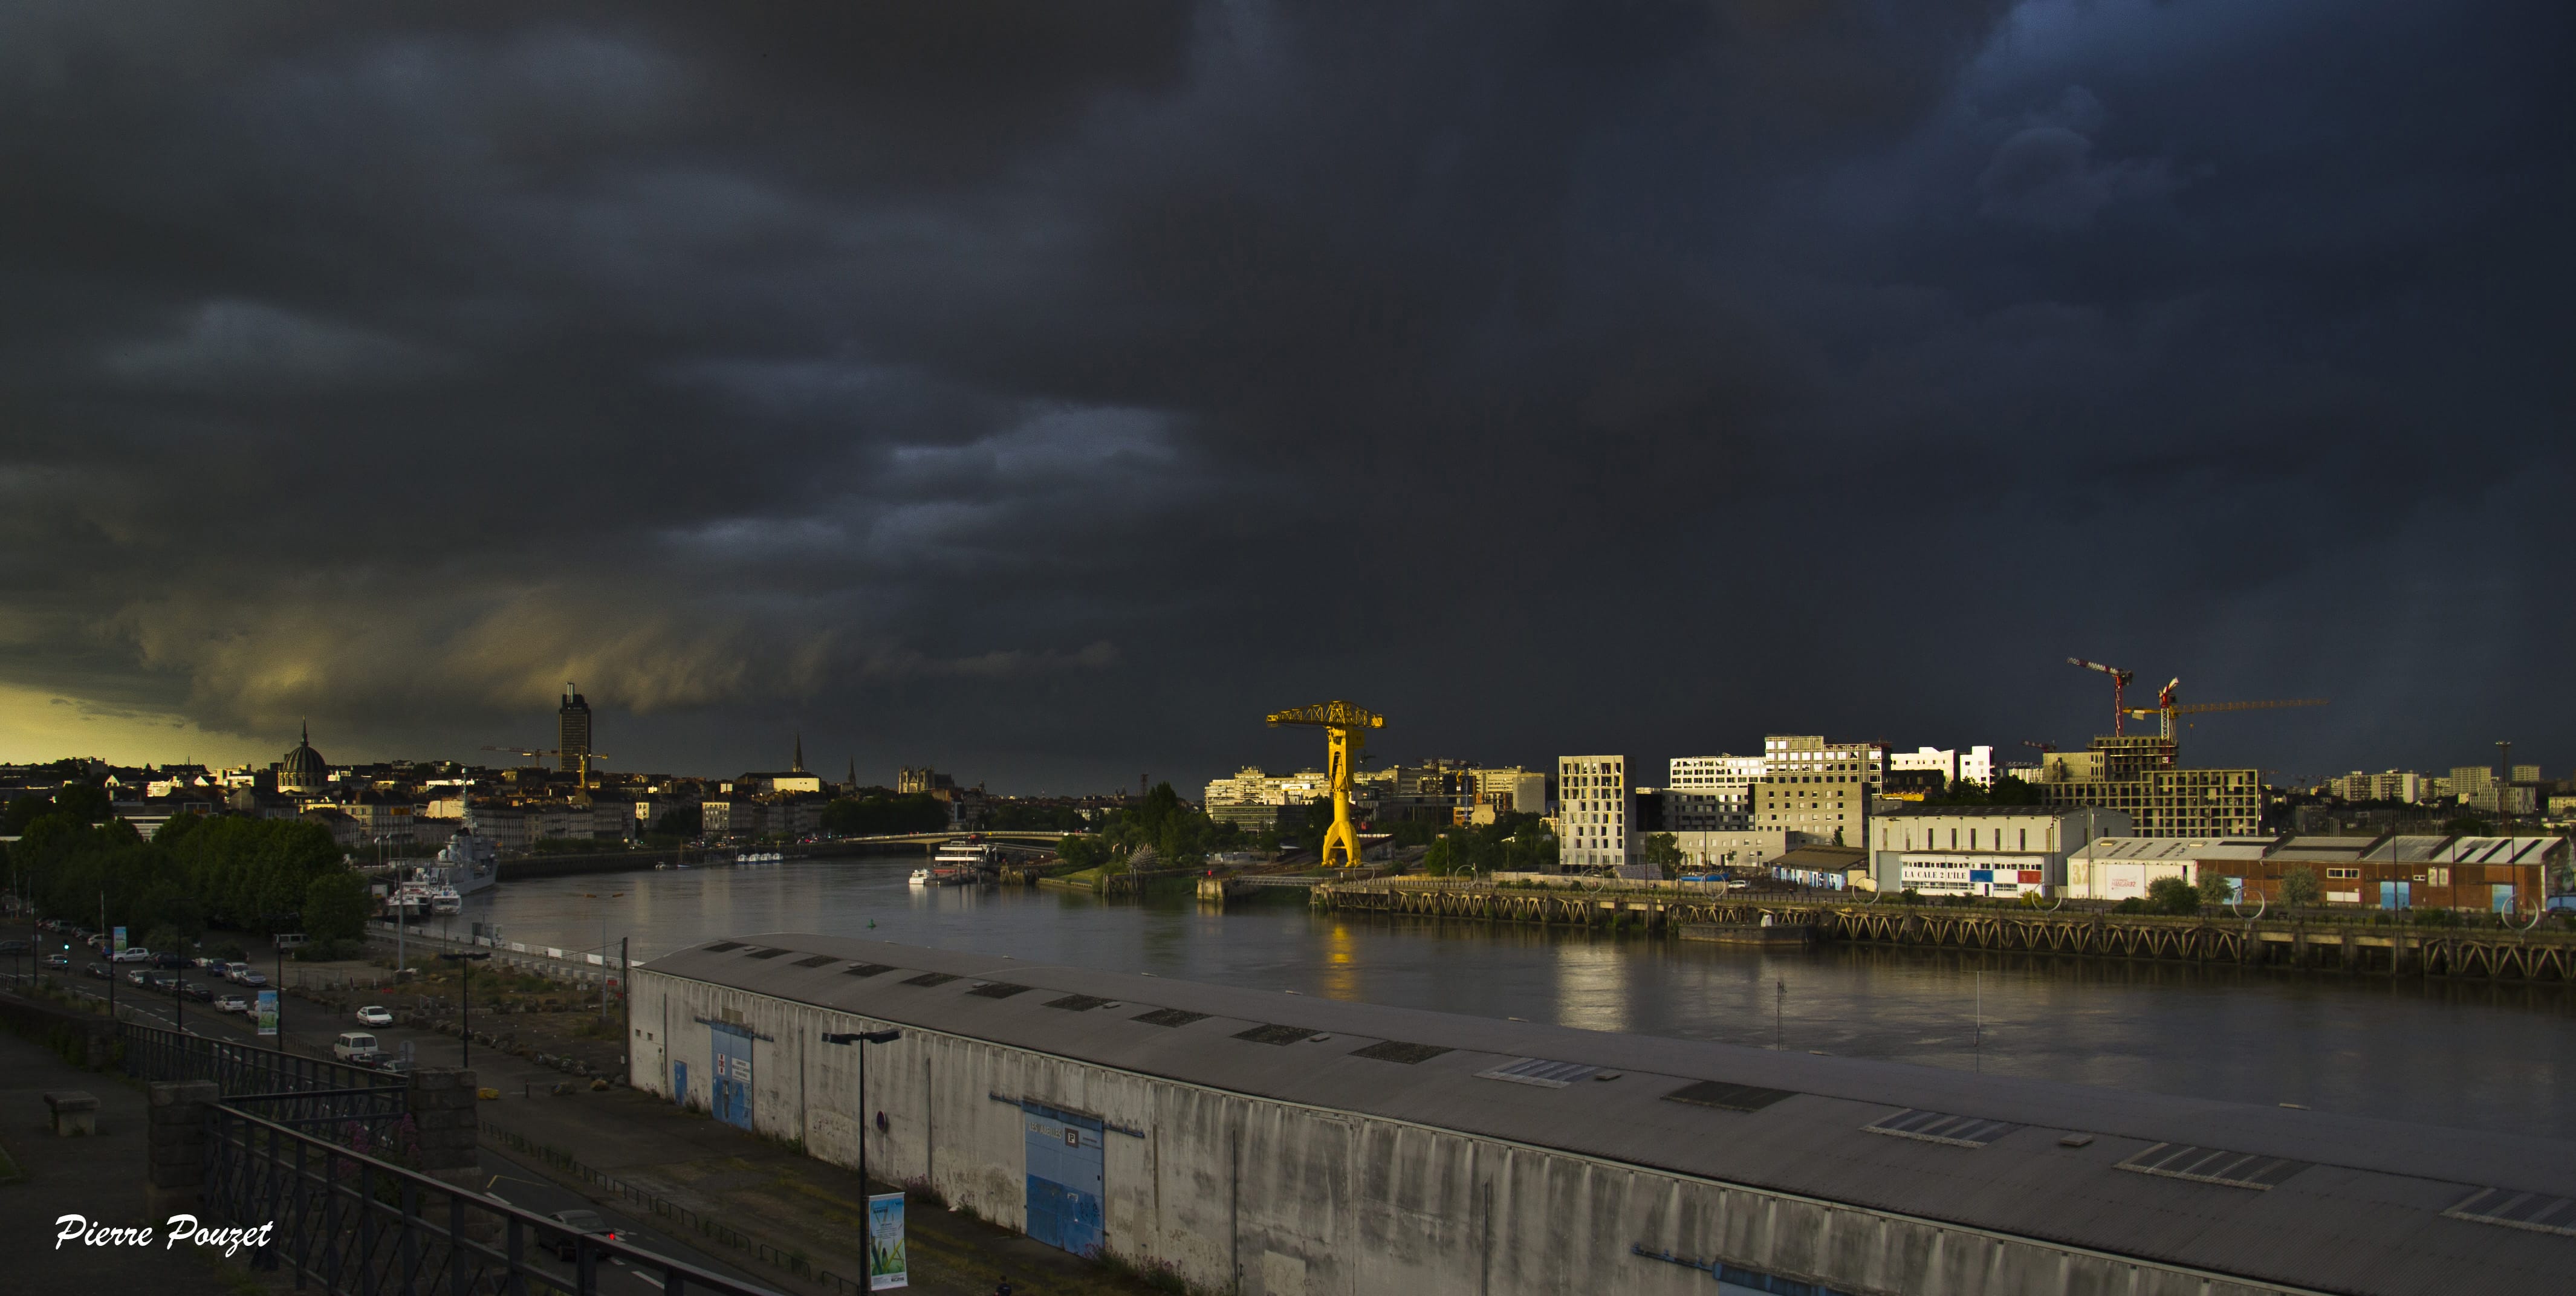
[641, 934, 2576, 1295]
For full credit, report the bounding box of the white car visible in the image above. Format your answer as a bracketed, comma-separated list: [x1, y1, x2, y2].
[112, 947, 153, 963]
[355, 1005, 393, 1027]
[214, 995, 248, 1014]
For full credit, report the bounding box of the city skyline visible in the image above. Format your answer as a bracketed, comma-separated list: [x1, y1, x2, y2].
[3, 4, 2567, 790]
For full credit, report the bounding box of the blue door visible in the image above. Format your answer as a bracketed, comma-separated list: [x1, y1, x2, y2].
[1021, 1101, 1105, 1257]
[711, 1028, 754, 1130]
[2380, 881, 2413, 910]
[673, 1061, 688, 1107]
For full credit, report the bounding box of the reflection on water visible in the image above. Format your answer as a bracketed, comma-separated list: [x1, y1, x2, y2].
[463, 855, 2576, 1139]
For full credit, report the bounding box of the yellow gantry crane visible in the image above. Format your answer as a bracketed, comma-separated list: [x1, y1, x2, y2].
[1266, 700, 1385, 868]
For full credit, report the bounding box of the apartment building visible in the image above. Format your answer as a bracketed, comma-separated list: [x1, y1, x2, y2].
[1557, 754, 1633, 875]
[1752, 735, 1882, 847]
[1668, 755, 1764, 831]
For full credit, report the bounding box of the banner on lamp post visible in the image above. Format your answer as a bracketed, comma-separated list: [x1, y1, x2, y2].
[866, 1193, 907, 1289]
[256, 990, 279, 1037]
[112, 926, 127, 957]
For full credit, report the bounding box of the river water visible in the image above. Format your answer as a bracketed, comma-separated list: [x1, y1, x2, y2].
[449, 855, 2576, 1139]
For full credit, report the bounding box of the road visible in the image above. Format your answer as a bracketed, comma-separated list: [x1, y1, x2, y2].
[0, 915, 775, 1296]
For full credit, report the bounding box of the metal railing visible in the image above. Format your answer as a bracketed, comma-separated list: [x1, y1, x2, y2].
[123, 1020, 409, 1098]
[207, 1103, 783, 1296]
[481, 1122, 876, 1296]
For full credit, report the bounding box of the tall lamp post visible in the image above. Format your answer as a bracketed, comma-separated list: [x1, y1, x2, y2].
[437, 951, 491, 1068]
[821, 1028, 901, 1192]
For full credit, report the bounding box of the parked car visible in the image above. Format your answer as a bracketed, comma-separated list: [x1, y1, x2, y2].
[152, 951, 186, 969]
[235, 971, 268, 988]
[355, 1005, 394, 1027]
[125, 968, 151, 987]
[214, 994, 249, 1014]
[84, 962, 111, 979]
[112, 946, 152, 964]
[332, 1032, 381, 1064]
[542, 1210, 618, 1260]
[372, 1058, 415, 1077]
[44, 953, 71, 970]
[183, 982, 215, 1002]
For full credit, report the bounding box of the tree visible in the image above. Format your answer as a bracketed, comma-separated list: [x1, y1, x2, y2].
[1057, 834, 1111, 872]
[2145, 876, 2201, 916]
[2196, 872, 2237, 907]
[2, 794, 51, 835]
[2445, 815, 2491, 835]
[53, 782, 111, 825]
[652, 804, 703, 838]
[819, 794, 949, 836]
[2279, 865, 2322, 910]
[1643, 832, 1683, 880]
[302, 870, 373, 941]
[1421, 837, 1456, 875]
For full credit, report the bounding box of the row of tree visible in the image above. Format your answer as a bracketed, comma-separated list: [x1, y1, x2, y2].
[1057, 782, 1246, 872]
[2, 786, 371, 956]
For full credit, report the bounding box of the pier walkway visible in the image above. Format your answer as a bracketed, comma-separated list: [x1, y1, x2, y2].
[1312, 878, 2576, 978]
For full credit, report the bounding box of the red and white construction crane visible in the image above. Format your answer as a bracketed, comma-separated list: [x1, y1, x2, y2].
[2065, 658, 2136, 735]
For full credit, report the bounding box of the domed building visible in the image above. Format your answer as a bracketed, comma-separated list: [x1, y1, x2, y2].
[277, 722, 329, 795]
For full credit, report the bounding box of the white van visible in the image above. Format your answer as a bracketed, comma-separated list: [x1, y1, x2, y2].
[333, 1032, 381, 1064]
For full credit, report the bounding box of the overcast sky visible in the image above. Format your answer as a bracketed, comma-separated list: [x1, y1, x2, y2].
[2, 1, 2568, 791]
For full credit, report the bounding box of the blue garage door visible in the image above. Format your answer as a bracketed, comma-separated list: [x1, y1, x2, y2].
[711, 1026, 754, 1130]
[1021, 1100, 1104, 1257]
[672, 1060, 688, 1107]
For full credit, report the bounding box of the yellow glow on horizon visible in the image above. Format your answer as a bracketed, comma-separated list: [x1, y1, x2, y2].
[0, 682, 273, 767]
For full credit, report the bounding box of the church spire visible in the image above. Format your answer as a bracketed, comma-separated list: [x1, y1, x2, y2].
[793, 731, 805, 773]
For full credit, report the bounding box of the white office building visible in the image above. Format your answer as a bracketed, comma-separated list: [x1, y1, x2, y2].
[1556, 755, 1633, 875]
[1870, 805, 2133, 898]
[1889, 745, 1997, 789]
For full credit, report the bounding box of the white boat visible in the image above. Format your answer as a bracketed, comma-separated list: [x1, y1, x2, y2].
[908, 867, 933, 887]
[427, 885, 463, 915]
[388, 886, 434, 918]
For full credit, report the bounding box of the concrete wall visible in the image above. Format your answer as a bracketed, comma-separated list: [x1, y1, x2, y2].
[632, 969, 2302, 1296]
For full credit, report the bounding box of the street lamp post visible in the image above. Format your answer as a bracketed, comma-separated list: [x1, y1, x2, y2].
[821, 1028, 901, 1193]
[437, 952, 492, 1068]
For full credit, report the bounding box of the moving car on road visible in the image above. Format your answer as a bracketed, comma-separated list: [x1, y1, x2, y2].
[214, 994, 248, 1014]
[333, 1032, 381, 1064]
[85, 962, 111, 979]
[542, 1210, 618, 1260]
[355, 1005, 393, 1026]
[44, 953, 70, 970]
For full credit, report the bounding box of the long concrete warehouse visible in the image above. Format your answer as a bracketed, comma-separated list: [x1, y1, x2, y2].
[629, 935, 2576, 1295]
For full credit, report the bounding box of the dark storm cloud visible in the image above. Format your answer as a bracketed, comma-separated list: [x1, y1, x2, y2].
[0, 0, 2566, 784]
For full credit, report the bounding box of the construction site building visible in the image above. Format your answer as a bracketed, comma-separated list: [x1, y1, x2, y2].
[2029, 734, 2262, 838]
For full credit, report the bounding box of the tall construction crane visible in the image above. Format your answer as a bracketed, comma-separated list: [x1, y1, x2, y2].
[2124, 687, 2328, 742]
[2066, 658, 2136, 734]
[1265, 700, 1385, 869]
[483, 745, 607, 805]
